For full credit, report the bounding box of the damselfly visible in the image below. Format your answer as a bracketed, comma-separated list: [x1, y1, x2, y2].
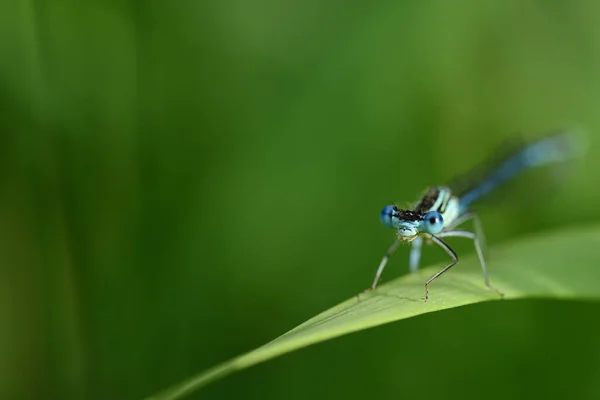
[371, 131, 583, 300]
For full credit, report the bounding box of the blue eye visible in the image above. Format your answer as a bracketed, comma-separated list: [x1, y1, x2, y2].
[380, 205, 396, 228]
[422, 211, 444, 234]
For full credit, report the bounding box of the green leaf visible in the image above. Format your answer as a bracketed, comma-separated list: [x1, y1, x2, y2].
[147, 224, 600, 400]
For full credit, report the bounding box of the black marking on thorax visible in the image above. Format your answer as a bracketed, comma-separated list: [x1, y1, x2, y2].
[415, 186, 452, 214]
[415, 188, 441, 213]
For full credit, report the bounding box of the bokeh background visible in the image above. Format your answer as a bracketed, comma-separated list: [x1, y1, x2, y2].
[2, 1, 600, 399]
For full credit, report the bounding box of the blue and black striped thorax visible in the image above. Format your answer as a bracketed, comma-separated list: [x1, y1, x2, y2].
[415, 187, 452, 214]
[413, 186, 461, 225]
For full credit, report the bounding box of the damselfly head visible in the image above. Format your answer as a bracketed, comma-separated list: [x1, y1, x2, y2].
[380, 204, 422, 240]
[396, 221, 419, 241]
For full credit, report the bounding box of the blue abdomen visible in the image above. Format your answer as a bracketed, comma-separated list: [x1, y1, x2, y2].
[458, 132, 582, 212]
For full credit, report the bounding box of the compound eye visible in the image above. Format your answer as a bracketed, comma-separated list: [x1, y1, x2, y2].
[423, 211, 444, 234]
[380, 205, 396, 228]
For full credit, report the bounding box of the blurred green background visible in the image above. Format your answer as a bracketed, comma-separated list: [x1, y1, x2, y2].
[2, 1, 600, 399]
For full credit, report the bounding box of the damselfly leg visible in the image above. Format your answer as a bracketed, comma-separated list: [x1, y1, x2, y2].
[427, 229, 504, 300]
